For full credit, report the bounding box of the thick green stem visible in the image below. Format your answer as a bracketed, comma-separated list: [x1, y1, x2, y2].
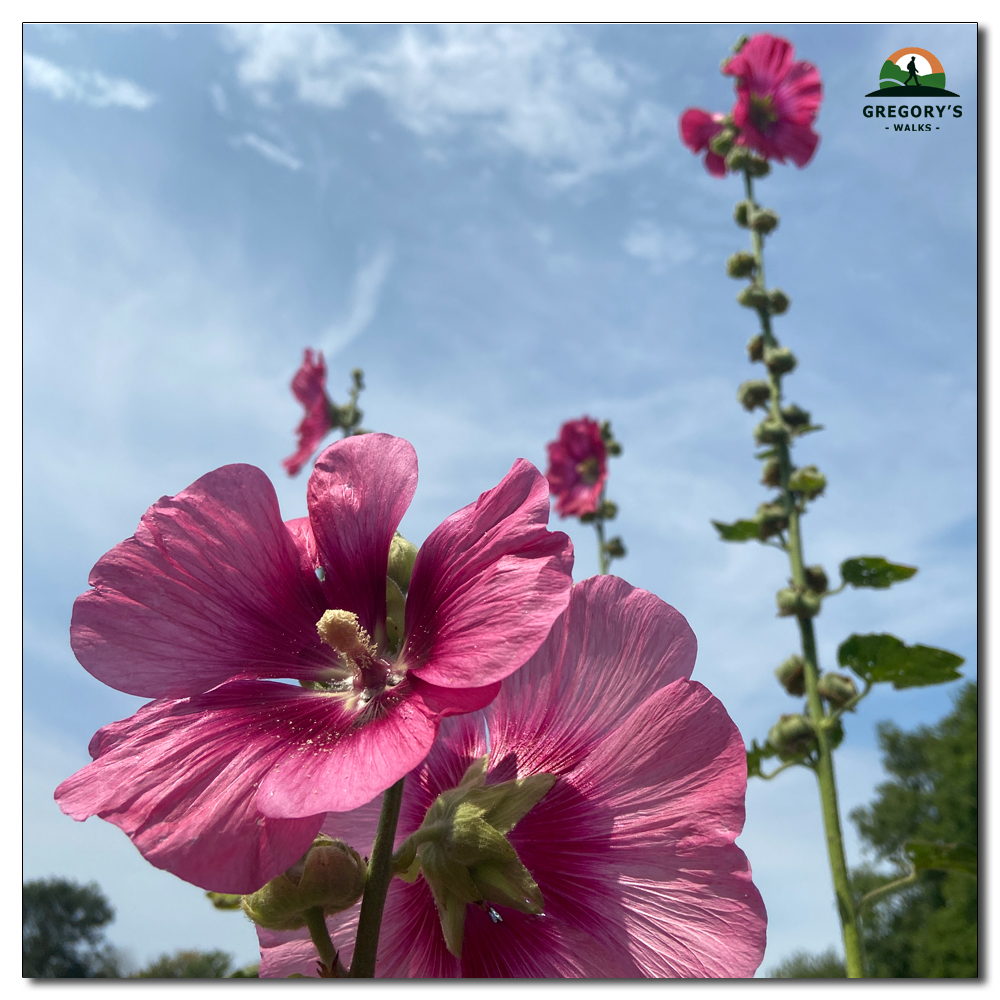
[348, 778, 405, 978]
[744, 169, 864, 978]
[594, 486, 610, 574]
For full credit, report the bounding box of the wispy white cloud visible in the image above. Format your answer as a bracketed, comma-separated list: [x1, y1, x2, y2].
[223, 24, 667, 183]
[623, 220, 695, 272]
[233, 131, 302, 170]
[22, 52, 156, 110]
[209, 82, 229, 115]
[322, 245, 394, 356]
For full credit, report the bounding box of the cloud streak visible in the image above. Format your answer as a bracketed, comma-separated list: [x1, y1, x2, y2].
[322, 245, 394, 356]
[23, 53, 156, 110]
[234, 131, 302, 170]
[224, 24, 668, 183]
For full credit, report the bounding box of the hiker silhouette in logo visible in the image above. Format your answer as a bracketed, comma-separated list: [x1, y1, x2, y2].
[903, 55, 920, 86]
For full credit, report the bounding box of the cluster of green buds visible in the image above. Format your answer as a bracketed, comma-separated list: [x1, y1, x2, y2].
[390, 757, 555, 959]
[579, 420, 626, 572]
[328, 368, 368, 437]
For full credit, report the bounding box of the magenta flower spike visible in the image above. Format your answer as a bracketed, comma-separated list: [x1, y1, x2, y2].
[55, 433, 574, 894]
[258, 576, 767, 978]
[545, 416, 608, 518]
[724, 34, 822, 168]
[283, 348, 334, 476]
[678, 108, 730, 177]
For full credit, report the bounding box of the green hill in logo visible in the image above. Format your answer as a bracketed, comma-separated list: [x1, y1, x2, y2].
[867, 59, 958, 97]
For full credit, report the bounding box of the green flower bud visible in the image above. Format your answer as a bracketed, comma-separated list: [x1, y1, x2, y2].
[804, 565, 829, 594]
[709, 128, 736, 157]
[733, 200, 753, 228]
[579, 510, 596, 524]
[768, 289, 790, 314]
[388, 532, 418, 595]
[780, 403, 810, 427]
[746, 334, 764, 362]
[817, 672, 859, 708]
[737, 379, 771, 411]
[767, 714, 816, 760]
[599, 499, 619, 520]
[776, 586, 822, 618]
[400, 757, 555, 959]
[724, 145, 751, 173]
[749, 208, 779, 234]
[775, 654, 806, 696]
[760, 457, 782, 487]
[737, 285, 770, 311]
[603, 536, 627, 559]
[754, 416, 789, 446]
[732, 34, 749, 53]
[726, 251, 757, 279]
[205, 892, 242, 910]
[241, 837, 367, 932]
[606, 440, 622, 456]
[745, 154, 771, 178]
[788, 465, 826, 499]
[764, 346, 797, 376]
[756, 501, 788, 540]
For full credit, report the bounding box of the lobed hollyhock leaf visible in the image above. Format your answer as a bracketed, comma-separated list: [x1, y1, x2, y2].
[840, 556, 918, 589]
[837, 633, 963, 689]
[904, 840, 977, 876]
[746, 738, 778, 779]
[712, 518, 761, 542]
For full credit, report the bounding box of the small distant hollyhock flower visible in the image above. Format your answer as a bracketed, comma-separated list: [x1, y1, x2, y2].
[283, 349, 334, 477]
[259, 576, 767, 978]
[545, 417, 607, 518]
[723, 34, 822, 167]
[55, 433, 573, 894]
[679, 108, 730, 177]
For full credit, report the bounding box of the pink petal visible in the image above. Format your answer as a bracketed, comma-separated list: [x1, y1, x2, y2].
[54, 691, 325, 894]
[704, 151, 728, 177]
[487, 575, 697, 774]
[679, 107, 725, 153]
[71, 465, 331, 699]
[723, 33, 794, 88]
[401, 459, 573, 689]
[307, 434, 418, 639]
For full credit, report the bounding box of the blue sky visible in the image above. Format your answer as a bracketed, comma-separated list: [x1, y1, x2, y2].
[23, 23, 977, 975]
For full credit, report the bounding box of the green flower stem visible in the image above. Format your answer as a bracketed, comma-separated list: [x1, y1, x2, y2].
[595, 487, 610, 575]
[348, 777, 405, 978]
[744, 169, 864, 979]
[303, 906, 342, 976]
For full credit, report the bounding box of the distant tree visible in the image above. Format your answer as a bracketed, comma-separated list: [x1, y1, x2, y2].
[768, 683, 977, 978]
[134, 949, 259, 978]
[23, 878, 122, 978]
[769, 948, 846, 978]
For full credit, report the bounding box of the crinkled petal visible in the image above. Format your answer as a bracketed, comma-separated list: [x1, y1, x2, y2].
[679, 107, 725, 153]
[283, 405, 334, 477]
[402, 459, 573, 688]
[54, 691, 325, 894]
[487, 576, 697, 774]
[723, 33, 794, 88]
[307, 434, 418, 639]
[71, 465, 331, 699]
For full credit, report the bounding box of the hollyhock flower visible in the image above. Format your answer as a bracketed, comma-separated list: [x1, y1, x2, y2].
[55, 433, 574, 894]
[545, 417, 607, 518]
[283, 348, 334, 476]
[723, 34, 822, 168]
[259, 575, 767, 978]
[678, 108, 730, 178]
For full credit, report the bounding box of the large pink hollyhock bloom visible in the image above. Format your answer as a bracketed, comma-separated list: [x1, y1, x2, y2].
[723, 34, 822, 168]
[259, 576, 767, 978]
[55, 434, 574, 895]
[545, 417, 607, 518]
[678, 108, 729, 178]
[283, 348, 334, 476]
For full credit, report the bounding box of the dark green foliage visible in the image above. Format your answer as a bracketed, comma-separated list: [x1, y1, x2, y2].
[712, 518, 760, 542]
[850, 682, 978, 978]
[840, 556, 917, 589]
[135, 949, 238, 978]
[838, 633, 964, 689]
[22, 878, 122, 978]
[769, 948, 846, 978]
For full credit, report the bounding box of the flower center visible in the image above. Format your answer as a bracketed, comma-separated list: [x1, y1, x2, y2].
[748, 93, 779, 134]
[575, 456, 601, 485]
[314, 609, 404, 705]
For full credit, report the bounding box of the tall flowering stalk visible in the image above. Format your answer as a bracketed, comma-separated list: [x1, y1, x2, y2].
[682, 33, 965, 978]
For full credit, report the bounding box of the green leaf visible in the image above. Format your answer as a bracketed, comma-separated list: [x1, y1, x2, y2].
[747, 738, 777, 779]
[205, 892, 242, 910]
[838, 634, 964, 689]
[841, 556, 917, 589]
[712, 518, 760, 542]
[904, 840, 977, 876]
